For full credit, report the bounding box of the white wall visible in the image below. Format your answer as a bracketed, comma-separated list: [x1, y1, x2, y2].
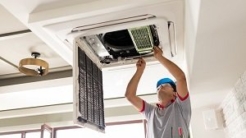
[190, 69, 246, 138]
[190, 108, 226, 138]
[184, 0, 201, 78]
[221, 71, 246, 138]
[185, 1, 226, 136]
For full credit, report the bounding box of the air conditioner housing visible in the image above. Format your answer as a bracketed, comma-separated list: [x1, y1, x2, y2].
[44, 0, 184, 70]
[72, 16, 176, 69]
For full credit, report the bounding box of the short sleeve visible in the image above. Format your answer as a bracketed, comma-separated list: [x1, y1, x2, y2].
[176, 93, 192, 124]
[141, 100, 155, 120]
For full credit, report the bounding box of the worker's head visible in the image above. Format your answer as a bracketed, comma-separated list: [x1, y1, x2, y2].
[156, 78, 176, 101]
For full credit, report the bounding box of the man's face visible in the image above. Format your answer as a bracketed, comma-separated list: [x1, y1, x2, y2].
[157, 83, 175, 101]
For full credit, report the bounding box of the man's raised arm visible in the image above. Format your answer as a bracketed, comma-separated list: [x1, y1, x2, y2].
[153, 46, 189, 98]
[125, 58, 145, 111]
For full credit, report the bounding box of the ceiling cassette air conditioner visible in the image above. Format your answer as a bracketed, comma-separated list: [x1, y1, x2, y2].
[42, 1, 184, 70]
[70, 14, 177, 69]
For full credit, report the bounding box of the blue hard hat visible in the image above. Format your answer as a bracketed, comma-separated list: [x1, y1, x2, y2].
[156, 78, 176, 92]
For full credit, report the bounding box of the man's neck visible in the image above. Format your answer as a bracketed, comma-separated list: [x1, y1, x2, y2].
[160, 99, 171, 107]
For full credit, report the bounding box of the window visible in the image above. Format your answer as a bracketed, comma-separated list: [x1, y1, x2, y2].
[0, 121, 146, 138]
[103, 123, 145, 138]
[56, 122, 145, 138]
[41, 124, 53, 138]
[26, 132, 41, 138]
[0, 134, 21, 138]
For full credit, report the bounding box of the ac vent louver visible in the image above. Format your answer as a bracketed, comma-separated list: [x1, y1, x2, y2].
[76, 47, 105, 131]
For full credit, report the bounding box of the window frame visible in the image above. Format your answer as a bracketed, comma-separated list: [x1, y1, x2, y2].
[53, 120, 146, 138]
[41, 124, 54, 138]
[0, 120, 146, 138]
[0, 129, 40, 138]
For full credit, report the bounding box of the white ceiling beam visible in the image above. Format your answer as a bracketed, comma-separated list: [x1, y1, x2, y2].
[0, 104, 73, 120]
[28, 0, 170, 23]
[0, 105, 143, 132]
[0, 70, 72, 86]
[0, 94, 156, 119]
[0, 77, 72, 94]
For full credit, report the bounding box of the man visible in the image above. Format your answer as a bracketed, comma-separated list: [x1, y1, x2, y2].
[125, 46, 191, 138]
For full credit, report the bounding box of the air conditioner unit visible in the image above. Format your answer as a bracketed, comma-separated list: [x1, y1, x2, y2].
[71, 15, 177, 69]
[44, 1, 184, 70]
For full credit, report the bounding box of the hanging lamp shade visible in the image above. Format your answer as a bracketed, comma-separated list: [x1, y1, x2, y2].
[18, 52, 49, 76]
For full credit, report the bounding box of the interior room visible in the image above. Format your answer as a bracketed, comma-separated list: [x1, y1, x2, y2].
[0, 0, 246, 138]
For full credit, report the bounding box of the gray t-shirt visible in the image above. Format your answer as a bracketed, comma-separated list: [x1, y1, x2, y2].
[141, 93, 191, 138]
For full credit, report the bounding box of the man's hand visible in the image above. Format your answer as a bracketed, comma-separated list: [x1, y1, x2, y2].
[125, 57, 146, 111]
[153, 46, 189, 99]
[136, 58, 146, 71]
[153, 46, 163, 60]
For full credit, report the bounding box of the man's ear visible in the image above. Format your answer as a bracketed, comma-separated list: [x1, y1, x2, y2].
[173, 92, 177, 97]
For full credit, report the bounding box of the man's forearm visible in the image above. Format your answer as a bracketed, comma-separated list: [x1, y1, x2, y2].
[157, 55, 185, 80]
[125, 69, 144, 97]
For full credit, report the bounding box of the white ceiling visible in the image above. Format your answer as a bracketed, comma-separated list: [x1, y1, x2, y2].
[0, 0, 246, 113]
[0, 32, 71, 78]
[0, 5, 27, 34]
[33, 0, 97, 13]
[0, 4, 71, 79]
[189, 0, 246, 93]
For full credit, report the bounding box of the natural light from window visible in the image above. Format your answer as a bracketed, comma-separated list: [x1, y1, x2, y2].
[0, 134, 21, 138]
[26, 132, 40, 138]
[43, 129, 52, 138]
[56, 123, 145, 138]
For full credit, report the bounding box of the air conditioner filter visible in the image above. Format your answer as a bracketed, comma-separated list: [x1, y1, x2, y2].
[78, 47, 105, 130]
[128, 26, 154, 54]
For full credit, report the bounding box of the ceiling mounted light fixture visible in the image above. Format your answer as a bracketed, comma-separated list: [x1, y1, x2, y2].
[19, 52, 49, 76]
